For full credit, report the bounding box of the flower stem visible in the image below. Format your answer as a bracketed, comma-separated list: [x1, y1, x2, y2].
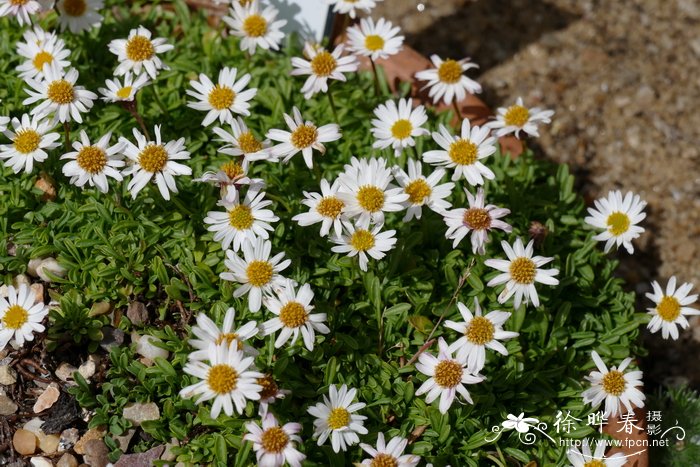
[327, 88, 339, 122]
[122, 99, 151, 140]
[369, 57, 381, 96]
[63, 122, 71, 151]
[452, 100, 463, 123]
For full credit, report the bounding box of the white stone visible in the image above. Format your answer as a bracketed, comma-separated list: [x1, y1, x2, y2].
[134, 335, 169, 360]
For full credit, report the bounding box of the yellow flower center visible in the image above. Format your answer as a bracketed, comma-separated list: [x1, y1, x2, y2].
[221, 160, 244, 179]
[243, 14, 267, 37]
[214, 332, 243, 350]
[10, 0, 28, 4]
[116, 86, 133, 99]
[138, 144, 168, 173]
[371, 454, 399, 467]
[449, 139, 478, 165]
[316, 196, 344, 218]
[237, 0, 253, 5]
[433, 360, 463, 388]
[350, 229, 375, 252]
[278, 301, 308, 328]
[404, 179, 432, 205]
[463, 208, 491, 230]
[260, 426, 289, 453]
[290, 124, 318, 149]
[47, 79, 75, 104]
[208, 85, 235, 111]
[310, 51, 337, 77]
[584, 461, 605, 467]
[327, 407, 350, 430]
[207, 364, 239, 394]
[2, 305, 29, 330]
[509, 257, 536, 284]
[503, 105, 530, 127]
[601, 370, 626, 396]
[606, 212, 630, 236]
[76, 146, 108, 174]
[257, 374, 279, 399]
[364, 34, 385, 52]
[62, 0, 86, 16]
[246, 260, 273, 287]
[465, 316, 495, 345]
[228, 204, 254, 230]
[437, 59, 462, 84]
[390, 119, 413, 139]
[238, 132, 263, 154]
[657, 295, 681, 322]
[126, 35, 155, 62]
[32, 51, 54, 71]
[357, 185, 384, 212]
[13, 129, 41, 154]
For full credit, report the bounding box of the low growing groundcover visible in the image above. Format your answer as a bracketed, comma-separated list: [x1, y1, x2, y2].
[2, 1, 682, 466]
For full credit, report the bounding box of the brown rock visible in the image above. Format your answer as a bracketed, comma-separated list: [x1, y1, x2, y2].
[112, 429, 135, 451]
[73, 427, 106, 455]
[0, 364, 17, 385]
[57, 453, 78, 467]
[0, 394, 18, 415]
[34, 383, 61, 413]
[126, 301, 148, 325]
[39, 433, 60, 454]
[13, 429, 37, 455]
[59, 428, 80, 452]
[30, 457, 53, 467]
[122, 402, 160, 426]
[83, 439, 110, 467]
[114, 445, 165, 467]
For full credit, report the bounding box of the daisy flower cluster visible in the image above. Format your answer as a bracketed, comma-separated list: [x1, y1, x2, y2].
[1, 0, 691, 465]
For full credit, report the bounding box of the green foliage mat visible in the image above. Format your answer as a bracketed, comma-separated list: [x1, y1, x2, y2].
[0, 1, 647, 465]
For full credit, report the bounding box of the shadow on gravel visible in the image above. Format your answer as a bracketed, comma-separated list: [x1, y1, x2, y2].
[407, 0, 580, 74]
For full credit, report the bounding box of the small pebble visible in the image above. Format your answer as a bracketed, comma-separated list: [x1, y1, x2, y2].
[123, 402, 160, 426]
[134, 334, 169, 360]
[39, 433, 60, 454]
[126, 301, 149, 326]
[0, 365, 17, 385]
[30, 457, 53, 467]
[34, 383, 60, 413]
[13, 429, 37, 455]
[59, 428, 79, 452]
[83, 439, 110, 467]
[55, 363, 78, 383]
[78, 360, 96, 380]
[57, 453, 78, 467]
[73, 427, 106, 455]
[0, 394, 18, 415]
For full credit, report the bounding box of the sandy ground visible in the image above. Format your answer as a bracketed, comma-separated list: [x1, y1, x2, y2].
[372, 0, 700, 387]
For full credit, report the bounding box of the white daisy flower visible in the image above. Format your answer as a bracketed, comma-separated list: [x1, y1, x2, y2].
[60, 130, 124, 193]
[371, 98, 429, 156]
[414, 55, 481, 105]
[291, 43, 359, 99]
[584, 190, 647, 254]
[257, 374, 291, 408]
[187, 307, 258, 360]
[212, 117, 272, 166]
[98, 73, 150, 102]
[194, 159, 263, 191]
[0, 284, 48, 351]
[179, 342, 263, 418]
[423, 119, 496, 184]
[16, 30, 71, 80]
[244, 413, 306, 467]
[119, 125, 192, 200]
[444, 298, 519, 373]
[262, 279, 329, 352]
[331, 221, 397, 272]
[0, 114, 60, 174]
[267, 107, 341, 168]
[220, 237, 290, 313]
[484, 238, 560, 309]
[646, 276, 699, 340]
[0, 0, 40, 26]
[18, 24, 56, 48]
[292, 178, 346, 238]
[360, 433, 420, 467]
[0, 116, 8, 132]
[203, 186, 278, 251]
[336, 157, 408, 227]
[487, 97, 554, 138]
[325, 0, 380, 19]
[56, 0, 103, 33]
[108, 26, 174, 79]
[307, 384, 368, 453]
[346, 17, 404, 61]
[23, 63, 97, 124]
[442, 187, 511, 254]
[186, 67, 257, 127]
[566, 439, 627, 467]
[581, 351, 645, 417]
[223, 1, 287, 55]
[392, 158, 454, 222]
[415, 337, 484, 414]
